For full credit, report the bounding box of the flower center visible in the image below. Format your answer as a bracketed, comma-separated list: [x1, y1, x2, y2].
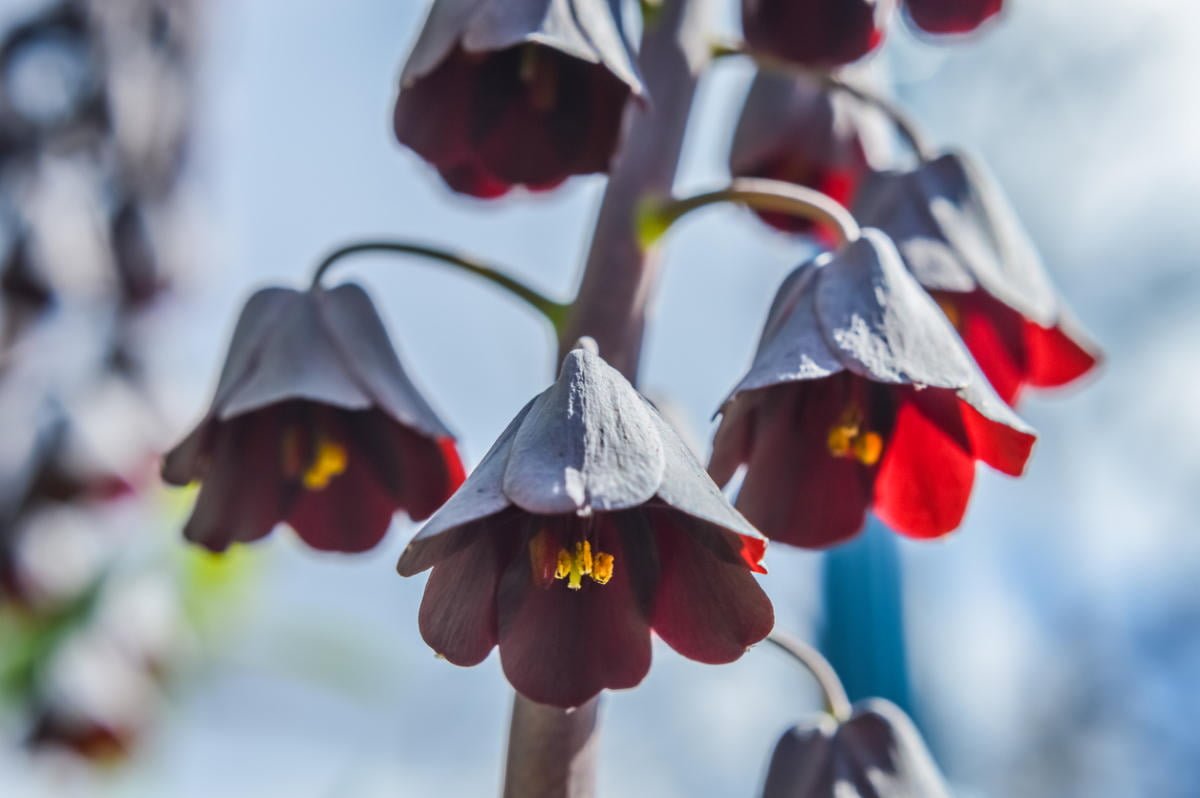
[936, 296, 962, 330]
[826, 406, 883, 466]
[519, 45, 558, 112]
[528, 530, 615, 590]
[282, 429, 348, 490]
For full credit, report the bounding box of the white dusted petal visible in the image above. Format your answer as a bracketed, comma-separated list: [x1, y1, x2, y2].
[396, 400, 533, 576]
[814, 230, 974, 389]
[502, 347, 665, 514]
[208, 287, 297, 411]
[216, 290, 371, 420]
[316, 282, 454, 440]
[400, 0, 486, 86]
[722, 262, 844, 406]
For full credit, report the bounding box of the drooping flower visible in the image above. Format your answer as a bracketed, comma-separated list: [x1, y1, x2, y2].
[162, 283, 464, 553]
[741, 0, 893, 68]
[394, 0, 644, 199]
[903, 0, 1003, 35]
[853, 151, 1100, 404]
[729, 70, 890, 239]
[710, 230, 1035, 548]
[761, 699, 951, 797]
[398, 340, 773, 708]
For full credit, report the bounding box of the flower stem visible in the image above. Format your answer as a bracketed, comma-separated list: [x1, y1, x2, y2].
[711, 40, 934, 161]
[767, 631, 853, 722]
[310, 240, 568, 330]
[502, 696, 601, 798]
[640, 178, 861, 249]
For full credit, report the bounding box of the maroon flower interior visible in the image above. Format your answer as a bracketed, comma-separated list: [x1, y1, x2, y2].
[416, 504, 773, 708]
[395, 45, 632, 198]
[905, 0, 1003, 35]
[742, 0, 886, 68]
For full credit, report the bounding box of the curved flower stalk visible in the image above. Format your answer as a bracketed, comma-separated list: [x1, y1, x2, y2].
[394, 0, 645, 198]
[710, 230, 1036, 548]
[760, 698, 950, 797]
[163, 283, 464, 553]
[853, 151, 1100, 404]
[729, 69, 892, 239]
[740, 0, 893, 68]
[398, 340, 773, 708]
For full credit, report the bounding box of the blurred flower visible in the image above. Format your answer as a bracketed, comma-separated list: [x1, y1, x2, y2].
[741, 0, 892, 68]
[760, 699, 950, 797]
[903, 0, 1003, 35]
[853, 151, 1100, 404]
[710, 230, 1035, 548]
[394, 0, 644, 198]
[729, 70, 890, 239]
[163, 284, 464, 553]
[398, 340, 772, 708]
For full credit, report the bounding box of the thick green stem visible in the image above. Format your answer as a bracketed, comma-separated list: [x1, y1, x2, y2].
[310, 240, 567, 330]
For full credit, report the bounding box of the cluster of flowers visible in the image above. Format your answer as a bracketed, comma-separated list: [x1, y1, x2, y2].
[165, 0, 1097, 790]
[0, 0, 201, 761]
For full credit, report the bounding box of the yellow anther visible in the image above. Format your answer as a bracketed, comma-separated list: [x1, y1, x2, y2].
[827, 406, 883, 466]
[519, 45, 558, 111]
[852, 431, 883, 466]
[937, 297, 962, 330]
[591, 551, 614, 585]
[555, 549, 573, 581]
[553, 541, 615, 589]
[302, 436, 348, 490]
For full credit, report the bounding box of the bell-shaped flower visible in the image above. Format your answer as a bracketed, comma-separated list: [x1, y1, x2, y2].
[394, 0, 644, 198]
[761, 699, 950, 797]
[853, 151, 1100, 404]
[710, 230, 1036, 548]
[398, 340, 773, 708]
[730, 70, 890, 239]
[162, 283, 464, 553]
[741, 0, 892, 68]
[904, 0, 1003, 35]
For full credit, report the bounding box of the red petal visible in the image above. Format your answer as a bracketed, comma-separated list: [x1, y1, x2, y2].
[649, 511, 773, 664]
[736, 381, 872, 548]
[873, 396, 975, 539]
[1024, 319, 1099, 391]
[497, 517, 651, 708]
[956, 297, 1026, 405]
[905, 0, 1003, 34]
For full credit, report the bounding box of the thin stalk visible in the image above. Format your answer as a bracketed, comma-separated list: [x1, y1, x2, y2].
[310, 240, 567, 330]
[711, 40, 934, 161]
[767, 631, 853, 722]
[642, 178, 861, 249]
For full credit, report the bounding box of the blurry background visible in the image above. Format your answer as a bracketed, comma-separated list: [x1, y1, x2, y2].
[1, 0, 1196, 796]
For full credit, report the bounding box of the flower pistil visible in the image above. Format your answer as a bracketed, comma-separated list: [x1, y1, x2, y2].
[826, 406, 883, 466]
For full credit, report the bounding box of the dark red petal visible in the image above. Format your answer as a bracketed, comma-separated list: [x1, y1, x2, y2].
[905, 0, 1002, 34]
[873, 395, 975, 538]
[1024, 319, 1099, 391]
[497, 517, 651, 708]
[650, 512, 773, 664]
[742, 0, 887, 68]
[183, 412, 286, 551]
[736, 381, 872, 548]
[419, 532, 512, 667]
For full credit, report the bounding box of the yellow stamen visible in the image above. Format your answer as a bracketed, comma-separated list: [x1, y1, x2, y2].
[302, 436, 348, 490]
[519, 45, 558, 111]
[827, 406, 884, 466]
[553, 540, 615, 589]
[937, 297, 962, 330]
[591, 551, 614, 585]
[555, 548, 573, 581]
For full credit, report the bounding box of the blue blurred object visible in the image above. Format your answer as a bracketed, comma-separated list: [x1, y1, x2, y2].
[819, 516, 915, 717]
